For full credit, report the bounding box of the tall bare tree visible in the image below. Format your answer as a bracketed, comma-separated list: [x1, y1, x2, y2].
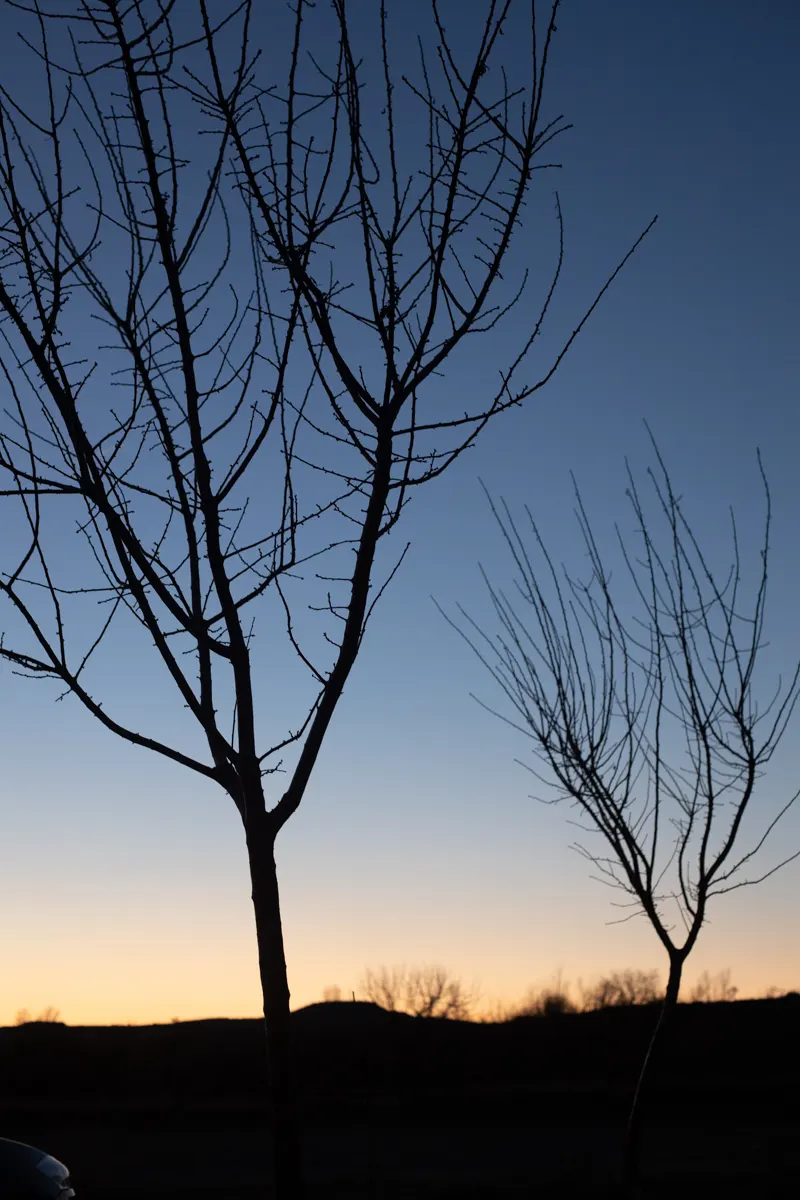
[0, 2, 650, 1194]
[447, 442, 800, 1191]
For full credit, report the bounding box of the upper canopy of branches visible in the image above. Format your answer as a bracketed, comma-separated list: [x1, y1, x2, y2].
[0, 1, 651, 824]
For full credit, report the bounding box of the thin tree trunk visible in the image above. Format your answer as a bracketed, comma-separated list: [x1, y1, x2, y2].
[623, 954, 683, 1196]
[247, 811, 304, 1200]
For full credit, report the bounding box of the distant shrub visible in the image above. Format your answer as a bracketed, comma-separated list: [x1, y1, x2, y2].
[761, 985, 799, 1002]
[541, 990, 575, 1015]
[477, 968, 673, 1022]
[510, 971, 577, 1018]
[519, 988, 576, 1017]
[689, 969, 737, 1003]
[322, 985, 342, 1002]
[580, 970, 662, 1011]
[15, 1006, 62, 1025]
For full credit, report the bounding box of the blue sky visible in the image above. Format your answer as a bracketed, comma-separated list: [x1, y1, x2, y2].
[1, 0, 799, 1025]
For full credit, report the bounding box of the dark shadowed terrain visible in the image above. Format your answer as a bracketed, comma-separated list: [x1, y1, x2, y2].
[1, 996, 798, 1197]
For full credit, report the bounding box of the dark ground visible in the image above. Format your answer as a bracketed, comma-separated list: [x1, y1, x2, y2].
[1, 995, 798, 1197]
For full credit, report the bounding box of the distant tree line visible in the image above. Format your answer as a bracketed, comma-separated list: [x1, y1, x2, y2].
[340, 965, 792, 1021]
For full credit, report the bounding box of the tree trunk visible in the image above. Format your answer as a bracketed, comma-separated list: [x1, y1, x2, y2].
[623, 954, 683, 1197]
[246, 812, 305, 1200]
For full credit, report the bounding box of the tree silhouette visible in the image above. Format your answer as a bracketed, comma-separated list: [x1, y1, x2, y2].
[447, 440, 800, 1192]
[362, 964, 473, 1019]
[0, 2, 650, 1194]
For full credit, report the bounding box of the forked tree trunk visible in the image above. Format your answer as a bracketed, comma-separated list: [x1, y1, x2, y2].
[623, 954, 684, 1196]
[246, 810, 304, 1200]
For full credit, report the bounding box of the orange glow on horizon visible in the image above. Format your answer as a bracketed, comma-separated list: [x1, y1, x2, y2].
[4, 965, 797, 1029]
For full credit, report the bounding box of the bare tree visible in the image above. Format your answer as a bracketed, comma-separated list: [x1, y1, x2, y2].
[446, 442, 800, 1191]
[362, 964, 473, 1019]
[0, 2, 650, 1195]
[405, 964, 474, 1019]
[362, 965, 407, 1013]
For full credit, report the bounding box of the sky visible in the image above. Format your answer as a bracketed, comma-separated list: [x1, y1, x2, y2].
[1, 0, 799, 1026]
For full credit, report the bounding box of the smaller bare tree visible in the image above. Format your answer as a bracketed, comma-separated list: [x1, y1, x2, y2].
[446, 441, 800, 1191]
[362, 964, 473, 1019]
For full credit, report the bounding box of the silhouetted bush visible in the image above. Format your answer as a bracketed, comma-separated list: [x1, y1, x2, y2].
[511, 972, 577, 1018]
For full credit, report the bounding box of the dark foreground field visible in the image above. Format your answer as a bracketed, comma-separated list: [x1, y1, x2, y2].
[1, 996, 798, 1197]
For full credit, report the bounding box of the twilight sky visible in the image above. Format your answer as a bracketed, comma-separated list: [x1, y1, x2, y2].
[1, 0, 799, 1026]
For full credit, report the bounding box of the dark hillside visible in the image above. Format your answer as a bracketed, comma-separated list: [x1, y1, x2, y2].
[1, 999, 797, 1198]
[1, 996, 797, 1122]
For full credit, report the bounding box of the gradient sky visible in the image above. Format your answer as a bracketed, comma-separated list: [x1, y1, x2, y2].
[1, 0, 799, 1026]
